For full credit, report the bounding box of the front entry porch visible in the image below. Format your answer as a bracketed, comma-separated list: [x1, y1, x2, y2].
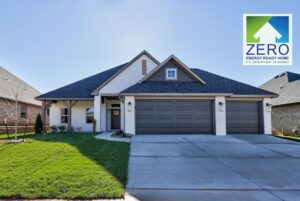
[99, 96, 124, 132]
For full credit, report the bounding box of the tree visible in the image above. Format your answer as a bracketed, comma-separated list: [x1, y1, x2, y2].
[2, 80, 28, 141]
[35, 114, 43, 134]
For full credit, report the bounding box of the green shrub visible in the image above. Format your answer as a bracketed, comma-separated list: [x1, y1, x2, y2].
[50, 125, 58, 133]
[58, 125, 66, 133]
[34, 114, 43, 134]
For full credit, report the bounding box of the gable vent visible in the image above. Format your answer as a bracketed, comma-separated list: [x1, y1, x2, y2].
[142, 60, 147, 75]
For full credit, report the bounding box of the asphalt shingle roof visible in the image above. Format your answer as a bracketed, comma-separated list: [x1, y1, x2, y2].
[38, 61, 276, 100]
[121, 68, 276, 96]
[0, 66, 41, 106]
[260, 71, 300, 106]
[36, 63, 128, 100]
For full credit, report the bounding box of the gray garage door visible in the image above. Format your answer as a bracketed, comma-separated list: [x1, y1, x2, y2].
[136, 100, 213, 134]
[226, 101, 262, 134]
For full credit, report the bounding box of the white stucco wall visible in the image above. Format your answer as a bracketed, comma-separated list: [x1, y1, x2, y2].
[100, 99, 107, 132]
[263, 98, 272, 134]
[49, 101, 94, 132]
[99, 55, 158, 94]
[124, 96, 135, 135]
[120, 101, 125, 130]
[94, 96, 101, 132]
[215, 96, 226, 136]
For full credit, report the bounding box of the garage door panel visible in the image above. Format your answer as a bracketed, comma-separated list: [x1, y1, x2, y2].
[136, 100, 213, 134]
[226, 101, 261, 134]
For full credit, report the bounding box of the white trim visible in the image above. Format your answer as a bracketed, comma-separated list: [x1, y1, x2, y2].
[166, 68, 177, 80]
[230, 94, 278, 98]
[134, 96, 215, 100]
[120, 93, 233, 96]
[60, 107, 68, 124]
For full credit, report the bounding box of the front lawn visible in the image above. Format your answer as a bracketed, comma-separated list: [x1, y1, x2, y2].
[273, 134, 300, 142]
[0, 133, 130, 199]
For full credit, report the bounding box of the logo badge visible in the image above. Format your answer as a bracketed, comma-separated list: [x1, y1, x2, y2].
[243, 14, 292, 65]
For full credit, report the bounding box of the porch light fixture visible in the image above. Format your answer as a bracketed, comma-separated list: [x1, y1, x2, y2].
[266, 103, 272, 112]
[218, 101, 224, 112]
[128, 101, 132, 112]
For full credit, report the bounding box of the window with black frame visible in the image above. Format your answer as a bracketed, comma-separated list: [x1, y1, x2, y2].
[60, 108, 68, 123]
[20, 104, 27, 119]
[86, 107, 94, 123]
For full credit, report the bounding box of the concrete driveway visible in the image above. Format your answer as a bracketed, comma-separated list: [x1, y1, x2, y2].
[126, 135, 300, 201]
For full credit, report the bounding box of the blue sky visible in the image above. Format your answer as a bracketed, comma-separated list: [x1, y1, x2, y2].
[0, 0, 298, 93]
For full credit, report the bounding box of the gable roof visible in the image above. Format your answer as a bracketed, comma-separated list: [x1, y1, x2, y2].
[260, 71, 300, 106]
[0, 66, 41, 106]
[90, 50, 160, 95]
[139, 55, 206, 84]
[36, 63, 128, 100]
[121, 68, 277, 97]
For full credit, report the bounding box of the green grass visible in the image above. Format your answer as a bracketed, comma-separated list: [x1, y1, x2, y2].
[273, 134, 300, 142]
[0, 133, 130, 199]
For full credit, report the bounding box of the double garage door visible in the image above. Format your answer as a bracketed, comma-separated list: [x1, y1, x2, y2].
[136, 100, 213, 134]
[135, 99, 262, 135]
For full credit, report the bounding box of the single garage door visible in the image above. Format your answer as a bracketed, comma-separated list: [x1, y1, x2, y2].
[136, 100, 213, 134]
[226, 101, 262, 134]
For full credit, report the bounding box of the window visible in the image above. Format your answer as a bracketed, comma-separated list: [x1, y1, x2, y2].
[166, 68, 177, 80]
[86, 107, 94, 124]
[60, 108, 68, 123]
[20, 104, 27, 119]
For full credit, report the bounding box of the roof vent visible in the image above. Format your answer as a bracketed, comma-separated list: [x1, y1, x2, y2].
[279, 73, 286, 77]
[274, 72, 286, 79]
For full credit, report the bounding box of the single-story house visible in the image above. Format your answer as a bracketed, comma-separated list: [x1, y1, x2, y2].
[0, 66, 43, 133]
[260, 71, 300, 135]
[36, 50, 277, 135]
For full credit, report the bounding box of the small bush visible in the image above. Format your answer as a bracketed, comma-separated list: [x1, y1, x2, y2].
[50, 125, 58, 133]
[76, 127, 82, 132]
[58, 125, 66, 133]
[70, 126, 76, 133]
[34, 114, 43, 134]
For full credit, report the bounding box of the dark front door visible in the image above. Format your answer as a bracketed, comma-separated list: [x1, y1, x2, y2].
[135, 100, 213, 135]
[111, 109, 120, 129]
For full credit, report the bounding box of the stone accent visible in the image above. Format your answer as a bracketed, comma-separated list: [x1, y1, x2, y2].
[272, 104, 300, 135]
[0, 98, 48, 134]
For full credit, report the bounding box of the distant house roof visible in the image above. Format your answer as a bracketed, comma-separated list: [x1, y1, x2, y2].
[0, 67, 41, 106]
[260, 71, 300, 106]
[36, 63, 128, 100]
[121, 68, 276, 96]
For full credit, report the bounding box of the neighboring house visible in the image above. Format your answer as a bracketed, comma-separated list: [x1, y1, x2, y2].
[36, 50, 276, 135]
[260, 71, 300, 134]
[0, 66, 42, 133]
